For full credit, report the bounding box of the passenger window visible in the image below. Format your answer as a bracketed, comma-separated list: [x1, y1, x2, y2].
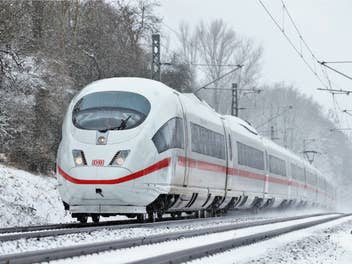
[269, 155, 286, 176]
[152, 117, 184, 153]
[237, 142, 265, 170]
[190, 123, 225, 160]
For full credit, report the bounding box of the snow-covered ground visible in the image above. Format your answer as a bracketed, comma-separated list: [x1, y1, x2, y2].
[0, 163, 72, 227]
[191, 215, 352, 264]
[48, 214, 350, 264]
[0, 210, 319, 255]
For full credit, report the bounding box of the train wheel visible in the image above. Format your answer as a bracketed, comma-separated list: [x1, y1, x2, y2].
[148, 212, 156, 222]
[204, 210, 211, 218]
[92, 215, 100, 223]
[157, 212, 163, 220]
[77, 215, 88, 224]
[171, 212, 176, 219]
[200, 210, 205, 218]
[137, 214, 145, 222]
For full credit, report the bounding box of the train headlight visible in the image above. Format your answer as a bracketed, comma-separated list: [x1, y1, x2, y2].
[97, 136, 107, 145]
[109, 150, 130, 166]
[72, 150, 87, 166]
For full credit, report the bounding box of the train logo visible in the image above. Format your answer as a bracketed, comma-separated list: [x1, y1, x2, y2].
[92, 160, 104, 167]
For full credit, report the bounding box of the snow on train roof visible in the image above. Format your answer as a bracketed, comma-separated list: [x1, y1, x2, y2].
[77, 77, 176, 98]
[262, 133, 324, 177]
[223, 114, 324, 177]
[76, 78, 325, 178]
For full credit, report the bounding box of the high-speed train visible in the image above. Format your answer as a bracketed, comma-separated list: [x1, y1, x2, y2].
[56, 77, 335, 223]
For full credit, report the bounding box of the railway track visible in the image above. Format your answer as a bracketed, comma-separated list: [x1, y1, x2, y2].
[0, 213, 344, 264]
[0, 212, 326, 242]
[133, 213, 349, 264]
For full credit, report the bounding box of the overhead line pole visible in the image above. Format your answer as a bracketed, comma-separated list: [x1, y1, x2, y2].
[230, 83, 239, 117]
[151, 34, 161, 81]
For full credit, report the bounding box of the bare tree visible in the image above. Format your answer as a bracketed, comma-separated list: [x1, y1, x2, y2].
[177, 19, 262, 114]
[177, 22, 198, 88]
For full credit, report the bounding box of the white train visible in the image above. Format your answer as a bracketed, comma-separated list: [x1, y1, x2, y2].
[56, 77, 335, 223]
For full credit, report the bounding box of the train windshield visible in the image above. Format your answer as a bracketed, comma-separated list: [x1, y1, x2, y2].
[72, 91, 151, 131]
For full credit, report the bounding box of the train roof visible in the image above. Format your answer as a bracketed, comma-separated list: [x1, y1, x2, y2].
[76, 77, 176, 99]
[76, 78, 326, 179]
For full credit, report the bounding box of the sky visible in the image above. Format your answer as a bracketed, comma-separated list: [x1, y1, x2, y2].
[158, 0, 352, 130]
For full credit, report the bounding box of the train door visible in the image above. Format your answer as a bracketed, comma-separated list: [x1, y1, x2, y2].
[174, 93, 190, 187]
[264, 150, 269, 196]
[287, 159, 292, 200]
[220, 118, 230, 196]
[303, 167, 307, 202]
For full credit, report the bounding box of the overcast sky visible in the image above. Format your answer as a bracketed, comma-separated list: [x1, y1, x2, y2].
[158, 0, 352, 130]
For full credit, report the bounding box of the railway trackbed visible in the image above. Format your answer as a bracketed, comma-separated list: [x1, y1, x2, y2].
[0, 213, 346, 264]
[0, 212, 325, 242]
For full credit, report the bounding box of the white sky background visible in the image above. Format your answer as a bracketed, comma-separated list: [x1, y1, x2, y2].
[158, 0, 352, 132]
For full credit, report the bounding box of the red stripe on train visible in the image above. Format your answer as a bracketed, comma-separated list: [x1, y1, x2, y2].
[57, 158, 171, 185]
[58, 155, 325, 196]
[178, 156, 227, 173]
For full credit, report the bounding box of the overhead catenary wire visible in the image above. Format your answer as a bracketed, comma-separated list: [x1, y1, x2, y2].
[280, 0, 318, 62]
[322, 61, 352, 64]
[258, 0, 352, 135]
[193, 65, 243, 94]
[256, 105, 293, 129]
[319, 61, 352, 82]
[257, 0, 329, 89]
[280, 0, 331, 85]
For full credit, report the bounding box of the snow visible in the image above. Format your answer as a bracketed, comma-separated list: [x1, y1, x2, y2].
[0, 163, 72, 228]
[50, 215, 339, 264]
[190, 215, 352, 264]
[0, 210, 301, 255]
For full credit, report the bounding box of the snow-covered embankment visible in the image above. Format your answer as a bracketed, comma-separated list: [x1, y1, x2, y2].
[0, 164, 71, 227]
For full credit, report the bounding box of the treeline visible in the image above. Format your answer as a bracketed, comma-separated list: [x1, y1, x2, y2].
[0, 0, 190, 173]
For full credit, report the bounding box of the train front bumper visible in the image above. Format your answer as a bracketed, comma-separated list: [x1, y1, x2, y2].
[56, 165, 161, 213]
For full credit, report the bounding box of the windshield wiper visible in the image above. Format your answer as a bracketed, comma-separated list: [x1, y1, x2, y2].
[115, 115, 132, 130]
[98, 115, 132, 133]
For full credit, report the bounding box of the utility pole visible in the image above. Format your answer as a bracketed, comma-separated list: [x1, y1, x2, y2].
[151, 34, 161, 81]
[231, 83, 238, 117]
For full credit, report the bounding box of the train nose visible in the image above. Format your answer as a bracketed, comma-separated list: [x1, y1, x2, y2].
[59, 166, 137, 203]
[67, 166, 134, 186]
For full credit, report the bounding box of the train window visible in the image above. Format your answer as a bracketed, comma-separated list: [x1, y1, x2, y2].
[269, 155, 286, 176]
[237, 142, 265, 170]
[291, 163, 304, 181]
[72, 91, 151, 131]
[190, 123, 225, 160]
[152, 117, 184, 153]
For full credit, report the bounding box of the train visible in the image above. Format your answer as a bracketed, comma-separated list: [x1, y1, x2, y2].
[56, 77, 335, 223]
